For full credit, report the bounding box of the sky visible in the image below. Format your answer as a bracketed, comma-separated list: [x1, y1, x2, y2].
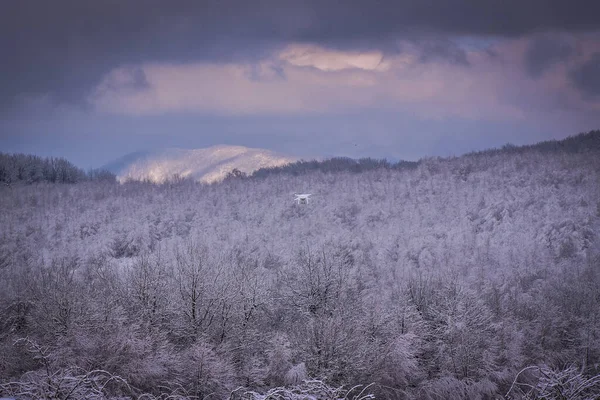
[1, 0, 600, 169]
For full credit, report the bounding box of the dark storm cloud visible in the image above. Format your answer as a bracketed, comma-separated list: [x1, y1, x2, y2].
[525, 35, 575, 78]
[1, 0, 600, 109]
[418, 40, 470, 66]
[0, 0, 284, 109]
[569, 52, 600, 99]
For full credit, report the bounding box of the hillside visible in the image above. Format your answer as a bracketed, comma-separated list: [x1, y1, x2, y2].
[0, 131, 599, 399]
[108, 145, 296, 184]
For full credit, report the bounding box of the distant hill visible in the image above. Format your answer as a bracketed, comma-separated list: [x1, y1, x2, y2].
[251, 157, 419, 178]
[472, 129, 600, 156]
[250, 130, 600, 178]
[110, 146, 297, 183]
[100, 151, 151, 175]
[105, 130, 600, 184]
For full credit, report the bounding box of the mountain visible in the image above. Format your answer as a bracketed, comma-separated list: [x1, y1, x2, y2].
[100, 150, 151, 175]
[105, 131, 600, 184]
[110, 145, 297, 183]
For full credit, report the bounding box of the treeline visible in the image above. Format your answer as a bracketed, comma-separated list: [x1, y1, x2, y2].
[251, 157, 419, 179]
[0, 153, 116, 185]
[5, 130, 597, 187]
[471, 129, 600, 157]
[251, 130, 598, 180]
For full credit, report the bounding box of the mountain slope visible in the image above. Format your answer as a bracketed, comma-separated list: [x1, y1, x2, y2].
[100, 151, 151, 175]
[114, 145, 296, 183]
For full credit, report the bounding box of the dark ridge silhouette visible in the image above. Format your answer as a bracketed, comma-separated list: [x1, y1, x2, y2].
[251, 157, 419, 178]
[470, 129, 600, 156]
[250, 130, 599, 179]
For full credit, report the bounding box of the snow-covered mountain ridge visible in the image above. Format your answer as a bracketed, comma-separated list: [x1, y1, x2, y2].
[115, 145, 296, 183]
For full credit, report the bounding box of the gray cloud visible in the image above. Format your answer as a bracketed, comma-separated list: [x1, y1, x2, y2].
[569, 52, 600, 99]
[525, 35, 574, 78]
[418, 40, 470, 66]
[1, 0, 600, 109]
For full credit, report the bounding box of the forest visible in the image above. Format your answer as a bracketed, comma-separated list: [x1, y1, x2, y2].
[1, 131, 599, 399]
[0, 153, 116, 185]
